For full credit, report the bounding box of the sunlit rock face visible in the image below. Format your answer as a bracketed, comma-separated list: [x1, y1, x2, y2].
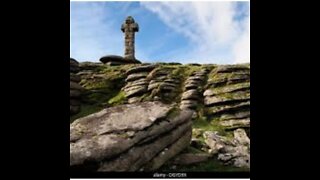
[70, 101, 193, 172]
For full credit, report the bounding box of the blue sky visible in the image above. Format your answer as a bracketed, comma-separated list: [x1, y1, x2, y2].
[70, 1, 250, 64]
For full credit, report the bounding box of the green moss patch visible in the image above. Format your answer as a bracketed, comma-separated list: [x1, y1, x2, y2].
[208, 82, 250, 95]
[108, 91, 126, 106]
[193, 116, 225, 133]
[166, 106, 181, 119]
[71, 64, 133, 121]
[191, 115, 232, 144]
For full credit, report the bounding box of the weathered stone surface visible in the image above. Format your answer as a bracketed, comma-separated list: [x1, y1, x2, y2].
[91, 74, 107, 79]
[79, 62, 104, 71]
[121, 16, 139, 60]
[207, 72, 249, 89]
[180, 100, 198, 109]
[147, 72, 166, 80]
[171, 153, 212, 165]
[71, 102, 170, 142]
[148, 82, 161, 91]
[204, 91, 250, 106]
[180, 71, 209, 109]
[128, 97, 140, 103]
[149, 79, 164, 84]
[220, 118, 250, 129]
[193, 74, 206, 79]
[203, 129, 250, 168]
[181, 89, 200, 100]
[123, 79, 148, 90]
[159, 85, 177, 91]
[192, 128, 204, 138]
[161, 82, 178, 88]
[204, 82, 250, 96]
[125, 85, 147, 98]
[185, 82, 201, 90]
[234, 128, 250, 146]
[158, 82, 179, 94]
[218, 129, 250, 168]
[100, 55, 140, 65]
[180, 104, 196, 110]
[147, 67, 173, 79]
[106, 61, 133, 66]
[70, 101, 193, 170]
[187, 76, 204, 81]
[215, 65, 249, 73]
[77, 71, 93, 76]
[124, 84, 147, 94]
[164, 78, 180, 84]
[137, 130, 192, 171]
[100, 55, 124, 64]
[159, 82, 178, 91]
[180, 102, 198, 109]
[227, 74, 250, 82]
[125, 73, 148, 82]
[194, 70, 208, 75]
[126, 64, 157, 75]
[203, 131, 227, 155]
[98, 121, 192, 171]
[205, 101, 250, 115]
[220, 110, 250, 120]
[148, 76, 180, 91]
[208, 73, 249, 84]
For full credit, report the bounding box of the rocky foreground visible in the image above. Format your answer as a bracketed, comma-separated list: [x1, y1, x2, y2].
[70, 60, 250, 172]
[70, 101, 193, 172]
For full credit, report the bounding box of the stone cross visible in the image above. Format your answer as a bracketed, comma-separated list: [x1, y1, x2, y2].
[121, 16, 139, 60]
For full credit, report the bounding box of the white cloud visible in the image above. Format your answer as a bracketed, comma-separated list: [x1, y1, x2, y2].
[140, 1, 250, 64]
[70, 1, 249, 64]
[232, 16, 250, 63]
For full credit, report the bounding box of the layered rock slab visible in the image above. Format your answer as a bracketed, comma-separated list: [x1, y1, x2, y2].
[204, 64, 250, 131]
[180, 69, 210, 110]
[70, 101, 193, 172]
[100, 55, 141, 66]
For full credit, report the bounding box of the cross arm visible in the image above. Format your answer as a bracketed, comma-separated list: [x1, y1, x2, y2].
[132, 23, 139, 32]
[121, 24, 125, 32]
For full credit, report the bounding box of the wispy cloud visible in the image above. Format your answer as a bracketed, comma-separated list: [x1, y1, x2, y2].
[232, 15, 250, 63]
[70, 1, 250, 64]
[140, 1, 250, 64]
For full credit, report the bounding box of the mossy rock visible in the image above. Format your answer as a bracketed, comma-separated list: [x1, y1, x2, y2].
[108, 91, 127, 106]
